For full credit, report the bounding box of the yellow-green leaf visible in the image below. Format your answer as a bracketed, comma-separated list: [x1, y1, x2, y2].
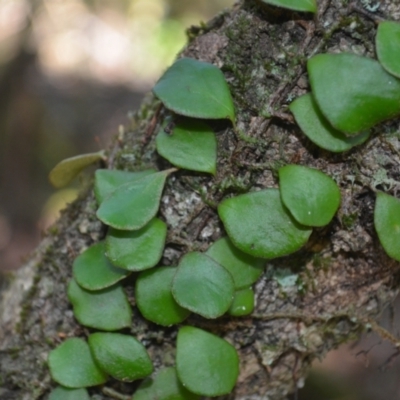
[49, 151, 104, 188]
[261, 0, 316, 13]
[376, 21, 400, 78]
[374, 192, 400, 262]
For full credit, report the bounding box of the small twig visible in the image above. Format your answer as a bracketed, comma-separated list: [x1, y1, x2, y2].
[195, 211, 213, 240]
[107, 125, 126, 169]
[167, 234, 193, 249]
[142, 103, 162, 146]
[251, 311, 343, 324]
[367, 319, 400, 347]
[271, 111, 294, 123]
[102, 387, 131, 400]
[379, 349, 400, 371]
[349, 2, 384, 23]
[318, 0, 332, 17]
[180, 203, 206, 228]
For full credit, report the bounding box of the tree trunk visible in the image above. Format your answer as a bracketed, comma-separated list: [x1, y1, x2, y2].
[1, 0, 400, 399]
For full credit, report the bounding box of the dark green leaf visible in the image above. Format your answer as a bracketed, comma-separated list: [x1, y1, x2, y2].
[308, 53, 400, 134]
[97, 170, 172, 230]
[228, 288, 255, 317]
[88, 333, 153, 382]
[206, 237, 265, 289]
[172, 252, 235, 319]
[68, 279, 132, 331]
[218, 189, 312, 259]
[176, 326, 239, 396]
[153, 58, 235, 122]
[136, 266, 190, 326]
[49, 152, 104, 188]
[95, 169, 157, 204]
[374, 192, 400, 261]
[279, 165, 341, 227]
[48, 338, 107, 388]
[376, 21, 400, 78]
[106, 218, 167, 271]
[261, 0, 316, 12]
[133, 367, 200, 400]
[290, 93, 370, 152]
[73, 242, 129, 290]
[156, 119, 217, 174]
[49, 387, 90, 400]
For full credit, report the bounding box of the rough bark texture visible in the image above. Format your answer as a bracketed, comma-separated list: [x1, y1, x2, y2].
[2, 0, 400, 399]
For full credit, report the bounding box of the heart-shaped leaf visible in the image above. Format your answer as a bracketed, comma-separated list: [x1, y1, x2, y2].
[218, 189, 312, 259]
[279, 165, 341, 227]
[105, 218, 167, 271]
[97, 170, 172, 230]
[176, 326, 239, 396]
[73, 242, 129, 290]
[153, 58, 235, 123]
[88, 333, 153, 382]
[68, 279, 132, 331]
[48, 338, 107, 388]
[228, 287, 255, 317]
[376, 21, 400, 78]
[172, 252, 235, 319]
[133, 367, 200, 400]
[156, 119, 217, 175]
[290, 93, 370, 152]
[261, 0, 316, 13]
[49, 386, 90, 400]
[94, 169, 156, 204]
[206, 237, 265, 289]
[136, 266, 190, 326]
[308, 53, 400, 134]
[49, 152, 104, 188]
[374, 192, 400, 261]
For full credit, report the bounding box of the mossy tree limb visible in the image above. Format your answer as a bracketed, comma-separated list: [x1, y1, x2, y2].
[2, 0, 400, 399]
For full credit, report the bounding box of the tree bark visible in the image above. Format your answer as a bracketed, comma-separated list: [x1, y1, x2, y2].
[2, 0, 400, 399]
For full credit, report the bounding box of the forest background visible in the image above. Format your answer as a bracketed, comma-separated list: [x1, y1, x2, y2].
[1, 0, 400, 398]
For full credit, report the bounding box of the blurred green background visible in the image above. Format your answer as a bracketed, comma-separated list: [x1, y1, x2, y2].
[0, 0, 233, 270]
[1, 1, 400, 399]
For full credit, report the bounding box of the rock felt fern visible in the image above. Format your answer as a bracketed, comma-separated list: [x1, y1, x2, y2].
[46, 17, 400, 399]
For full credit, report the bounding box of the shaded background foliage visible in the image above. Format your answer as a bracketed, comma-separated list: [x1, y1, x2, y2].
[1, 0, 400, 399]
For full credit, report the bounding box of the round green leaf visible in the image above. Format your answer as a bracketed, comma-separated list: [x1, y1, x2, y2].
[228, 288, 255, 317]
[49, 386, 90, 400]
[261, 0, 316, 12]
[176, 326, 239, 396]
[136, 266, 190, 326]
[308, 53, 400, 135]
[48, 338, 107, 388]
[156, 119, 217, 175]
[133, 367, 200, 400]
[206, 237, 265, 289]
[68, 279, 132, 331]
[97, 170, 171, 230]
[279, 165, 341, 227]
[153, 58, 235, 123]
[95, 169, 157, 204]
[88, 333, 153, 382]
[376, 21, 400, 78]
[374, 192, 400, 262]
[106, 218, 167, 271]
[49, 151, 104, 188]
[73, 242, 129, 290]
[289, 93, 370, 152]
[172, 252, 235, 319]
[218, 189, 312, 259]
